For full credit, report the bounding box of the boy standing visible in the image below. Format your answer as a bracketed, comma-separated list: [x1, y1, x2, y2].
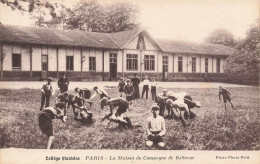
[131, 74, 140, 99]
[124, 79, 134, 105]
[40, 77, 54, 111]
[39, 102, 65, 149]
[146, 105, 166, 148]
[150, 77, 157, 100]
[118, 78, 126, 97]
[58, 72, 69, 93]
[141, 76, 150, 99]
[219, 86, 234, 109]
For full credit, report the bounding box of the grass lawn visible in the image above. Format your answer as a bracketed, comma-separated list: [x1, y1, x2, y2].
[0, 87, 259, 150]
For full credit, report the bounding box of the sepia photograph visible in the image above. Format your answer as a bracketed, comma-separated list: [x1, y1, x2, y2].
[0, 0, 259, 163]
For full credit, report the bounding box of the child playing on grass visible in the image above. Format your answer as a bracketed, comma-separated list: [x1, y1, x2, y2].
[124, 79, 134, 105]
[40, 77, 55, 111]
[100, 97, 140, 129]
[89, 86, 109, 110]
[219, 86, 234, 110]
[118, 78, 125, 97]
[146, 104, 166, 148]
[55, 92, 69, 122]
[39, 102, 65, 149]
[68, 94, 94, 124]
[74, 87, 91, 99]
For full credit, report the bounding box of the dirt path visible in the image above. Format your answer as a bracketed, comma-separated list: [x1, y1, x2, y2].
[0, 81, 251, 89]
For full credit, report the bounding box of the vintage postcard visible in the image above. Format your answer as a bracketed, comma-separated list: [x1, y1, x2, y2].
[0, 0, 259, 164]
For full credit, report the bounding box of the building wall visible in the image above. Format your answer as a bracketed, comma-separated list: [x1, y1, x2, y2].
[73, 48, 81, 72]
[32, 46, 41, 71]
[82, 48, 89, 72]
[21, 46, 30, 71]
[48, 47, 57, 71]
[104, 50, 110, 73]
[58, 48, 66, 72]
[1, 42, 228, 81]
[144, 36, 157, 51]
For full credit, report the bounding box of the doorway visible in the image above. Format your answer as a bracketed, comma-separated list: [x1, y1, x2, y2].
[109, 53, 117, 80]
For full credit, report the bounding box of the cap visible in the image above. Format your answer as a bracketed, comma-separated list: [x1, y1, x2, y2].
[126, 79, 130, 83]
[47, 77, 53, 81]
[93, 86, 98, 90]
[163, 89, 168, 92]
[61, 72, 66, 75]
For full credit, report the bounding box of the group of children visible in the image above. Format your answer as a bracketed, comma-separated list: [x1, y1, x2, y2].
[38, 74, 234, 149]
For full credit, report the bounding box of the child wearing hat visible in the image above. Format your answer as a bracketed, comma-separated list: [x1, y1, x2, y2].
[146, 104, 166, 148]
[40, 77, 54, 111]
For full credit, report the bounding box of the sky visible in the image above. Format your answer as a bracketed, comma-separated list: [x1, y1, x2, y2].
[0, 0, 259, 42]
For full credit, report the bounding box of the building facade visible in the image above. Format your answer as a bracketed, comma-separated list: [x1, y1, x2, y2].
[0, 24, 234, 81]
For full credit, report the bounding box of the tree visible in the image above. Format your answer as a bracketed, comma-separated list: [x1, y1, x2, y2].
[205, 28, 236, 47]
[63, 0, 139, 32]
[65, 0, 104, 31]
[102, 1, 139, 32]
[225, 20, 260, 83]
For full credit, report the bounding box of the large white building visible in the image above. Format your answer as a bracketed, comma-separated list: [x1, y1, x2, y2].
[0, 24, 234, 81]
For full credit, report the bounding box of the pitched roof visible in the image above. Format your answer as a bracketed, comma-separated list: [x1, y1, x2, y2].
[157, 39, 235, 56]
[0, 24, 234, 56]
[0, 24, 120, 49]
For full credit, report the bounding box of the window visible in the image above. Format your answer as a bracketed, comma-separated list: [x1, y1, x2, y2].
[12, 53, 21, 70]
[205, 58, 208, 73]
[89, 57, 96, 71]
[178, 56, 183, 72]
[217, 58, 220, 73]
[66, 56, 74, 71]
[144, 55, 155, 71]
[126, 54, 138, 70]
[192, 57, 196, 73]
[110, 53, 117, 63]
[163, 56, 168, 72]
[42, 55, 48, 71]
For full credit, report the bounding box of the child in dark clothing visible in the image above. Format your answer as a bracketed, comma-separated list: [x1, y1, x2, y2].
[39, 102, 65, 149]
[118, 78, 126, 97]
[219, 86, 234, 110]
[124, 79, 134, 105]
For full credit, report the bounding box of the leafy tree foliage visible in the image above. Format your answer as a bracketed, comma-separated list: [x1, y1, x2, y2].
[205, 28, 236, 47]
[225, 20, 260, 83]
[1, 0, 140, 32]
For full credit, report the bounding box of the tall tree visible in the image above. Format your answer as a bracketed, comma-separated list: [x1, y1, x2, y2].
[225, 20, 260, 83]
[65, 0, 104, 31]
[205, 28, 236, 47]
[103, 1, 139, 32]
